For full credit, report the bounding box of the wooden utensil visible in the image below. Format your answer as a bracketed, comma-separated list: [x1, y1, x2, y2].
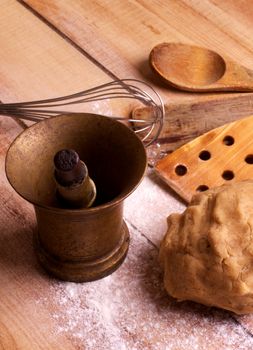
[150, 42, 253, 92]
[155, 114, 253, 203]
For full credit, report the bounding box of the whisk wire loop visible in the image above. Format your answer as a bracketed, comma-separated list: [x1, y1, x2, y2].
[0, 79, 164, 146]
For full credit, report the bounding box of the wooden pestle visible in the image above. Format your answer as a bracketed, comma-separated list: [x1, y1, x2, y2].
[54, 149, 96, 208]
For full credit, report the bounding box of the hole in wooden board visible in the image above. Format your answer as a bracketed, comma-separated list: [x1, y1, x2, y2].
[245, 154, 253, 164]
[175, 164, 187, 176]
[222, 170, 234, 180]
[199, 150, 211, 161]
[223, 135, 234, 146]
[196, 185, 209, 192]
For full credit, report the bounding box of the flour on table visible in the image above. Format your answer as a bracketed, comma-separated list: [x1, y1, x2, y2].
[37, 229, 253, 350]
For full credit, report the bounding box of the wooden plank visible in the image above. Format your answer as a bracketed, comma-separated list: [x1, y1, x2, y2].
[134, 93, 253, 155]
[0, 0, 133, 120]
[156, 115, 253, 202]
[0, 116, 76, 349]
[21, 0, 253, 99]
[0, 116, 252, 348]
[0, 0, 106, 101]
[20, 0, 253, 154]
[0, 1, 253, 348]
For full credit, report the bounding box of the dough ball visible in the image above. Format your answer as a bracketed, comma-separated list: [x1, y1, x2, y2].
[159, 180, 253, 314]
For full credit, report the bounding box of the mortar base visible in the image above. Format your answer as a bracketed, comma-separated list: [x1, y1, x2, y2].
[33, 221, 130, 282]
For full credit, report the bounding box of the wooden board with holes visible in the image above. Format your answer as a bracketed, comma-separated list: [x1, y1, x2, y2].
[155, 114, 253, 203]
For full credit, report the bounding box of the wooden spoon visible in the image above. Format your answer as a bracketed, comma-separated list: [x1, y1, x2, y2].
[150, 42, 253, 92]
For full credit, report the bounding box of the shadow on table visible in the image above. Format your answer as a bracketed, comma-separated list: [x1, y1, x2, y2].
[0, 209, 50, 281]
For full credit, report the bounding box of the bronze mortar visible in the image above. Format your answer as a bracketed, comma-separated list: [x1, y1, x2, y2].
[5, 113, 147, 282]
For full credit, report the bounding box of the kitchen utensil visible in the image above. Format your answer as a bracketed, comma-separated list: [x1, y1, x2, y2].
[0, 79, 164, 147]
[155, 114, 253, 203]
[6, 113, 147, 282]
[150, 42, 253, 92]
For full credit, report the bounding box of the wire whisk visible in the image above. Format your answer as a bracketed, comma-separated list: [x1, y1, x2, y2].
[0, 79, 164, 146]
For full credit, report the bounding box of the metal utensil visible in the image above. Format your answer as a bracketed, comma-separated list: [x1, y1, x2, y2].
[0, 79, 164, 147]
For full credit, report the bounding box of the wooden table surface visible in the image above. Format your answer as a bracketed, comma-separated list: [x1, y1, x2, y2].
[2, 1, 253, 349]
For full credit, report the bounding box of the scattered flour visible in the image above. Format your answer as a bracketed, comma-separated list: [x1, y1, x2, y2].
[37, 230, 253, 350]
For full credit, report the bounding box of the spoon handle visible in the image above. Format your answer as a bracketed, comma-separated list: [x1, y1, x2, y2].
[209, 61, 253, 92]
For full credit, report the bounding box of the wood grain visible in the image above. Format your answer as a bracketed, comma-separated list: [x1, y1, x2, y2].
[21, 0, 253, 78]
[156, 115, 253, 202]
[134, 92, 253, 154]
[150, 42, 253, 92]
[0, 116, 76, 349]
[1, 0, 253, 348]
[20, 0, 253, 150]
[0, 0, 129, 119]
[6, 1, 253, 102]
[1, 117, 252, 349]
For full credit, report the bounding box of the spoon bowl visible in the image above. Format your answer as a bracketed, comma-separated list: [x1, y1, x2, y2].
[150, 43, 253, 92]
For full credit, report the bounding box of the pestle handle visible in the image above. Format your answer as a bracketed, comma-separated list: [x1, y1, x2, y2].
[54, 149, 96, 208]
